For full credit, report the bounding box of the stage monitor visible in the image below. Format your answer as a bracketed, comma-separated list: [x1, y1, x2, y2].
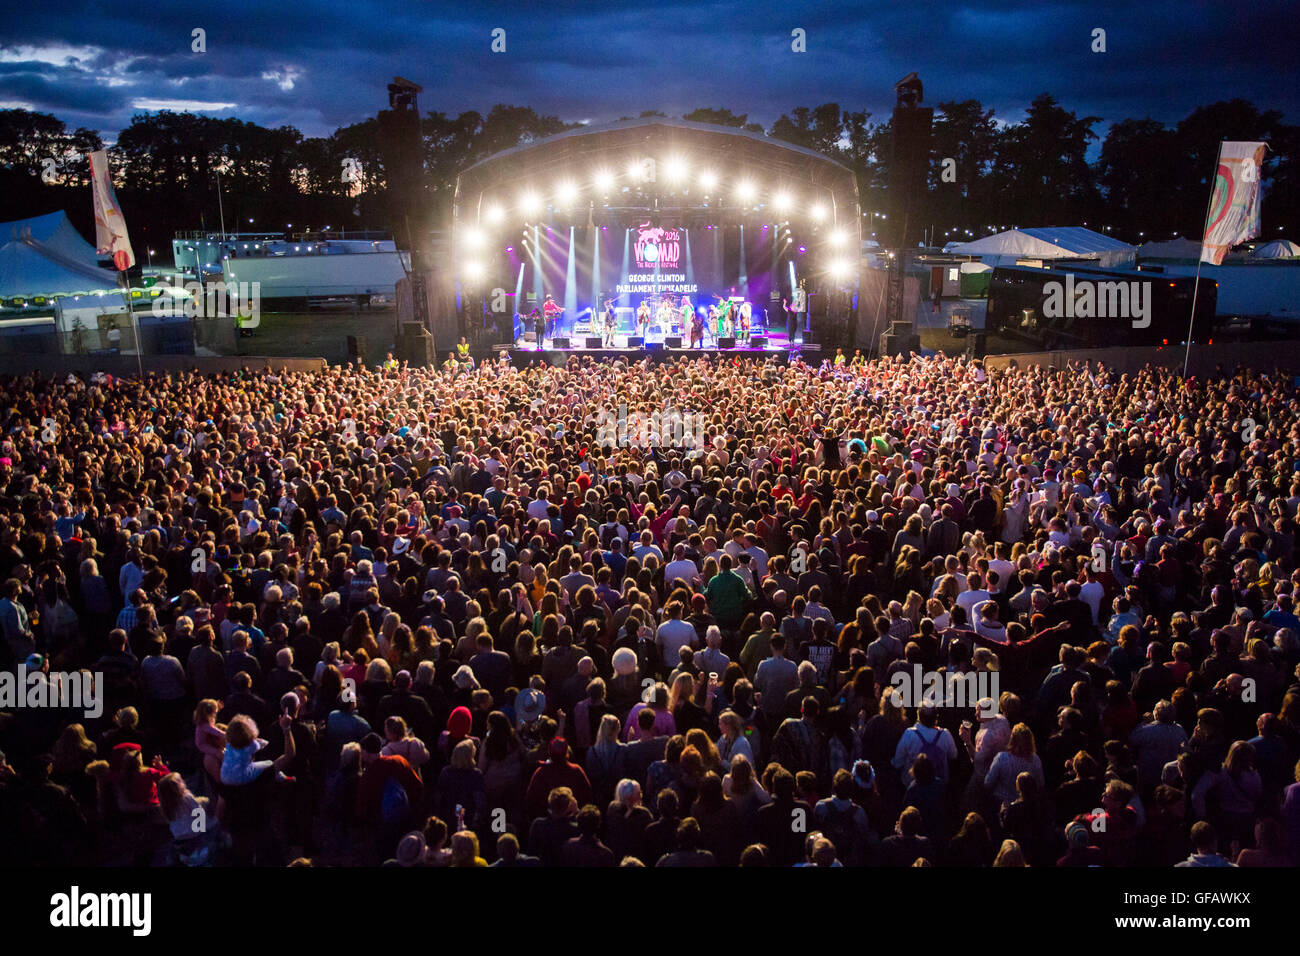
[626, 336, 644, 347]
[552, 336, 571, 349]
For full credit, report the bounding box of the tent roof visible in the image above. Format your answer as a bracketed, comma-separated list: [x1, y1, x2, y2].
[1, 211, 100, 268]
[0, 236, 120, 298]
[946, 226, 1133, 258]
[1137, 236, 1203, 258]
[1253, 239, 1300, 258]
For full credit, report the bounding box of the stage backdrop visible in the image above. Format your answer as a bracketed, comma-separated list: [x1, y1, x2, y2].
[502, 222, 787, 327]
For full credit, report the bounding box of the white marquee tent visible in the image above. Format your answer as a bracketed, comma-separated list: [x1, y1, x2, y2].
[1253, 239, 1300, 259]
[945, 226, 1135, 268]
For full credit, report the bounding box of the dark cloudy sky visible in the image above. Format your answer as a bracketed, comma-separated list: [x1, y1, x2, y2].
[1, 0, 1294, 141]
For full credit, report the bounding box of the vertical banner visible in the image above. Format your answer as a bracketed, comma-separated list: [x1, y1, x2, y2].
[1200, 140, 1267, 265]
[88, 149, 136, 271]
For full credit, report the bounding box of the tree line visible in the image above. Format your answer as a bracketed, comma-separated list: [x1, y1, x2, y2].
[0, 94, 1295, 261]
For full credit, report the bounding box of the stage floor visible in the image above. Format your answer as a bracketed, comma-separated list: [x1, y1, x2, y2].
[499, 325, 818, 365]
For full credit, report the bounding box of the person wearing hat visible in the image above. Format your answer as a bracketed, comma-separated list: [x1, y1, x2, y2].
[515, 687, 546, 731]
[384, 829, 428, 867]
[1056, 820, 1104, 867]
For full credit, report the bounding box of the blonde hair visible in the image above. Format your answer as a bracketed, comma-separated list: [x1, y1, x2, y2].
[993, 839, 1027, 867]
[450, 737, 477, 769]
[1008, 723, 1036, 758]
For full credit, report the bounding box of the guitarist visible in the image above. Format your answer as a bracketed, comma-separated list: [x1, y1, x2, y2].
[542, 295, 564, 344]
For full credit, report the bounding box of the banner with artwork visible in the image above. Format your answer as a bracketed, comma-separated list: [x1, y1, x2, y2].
[1200, 141, 1267, 265]
[88, 149, 136, 271]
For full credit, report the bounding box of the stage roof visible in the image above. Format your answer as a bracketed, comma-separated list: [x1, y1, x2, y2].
[453, 117, 862, 231]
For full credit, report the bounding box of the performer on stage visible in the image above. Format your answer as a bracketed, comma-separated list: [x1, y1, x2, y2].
[781, 280, 807, 342]
[530, 307, 545, 350]
[655, 302, 673, 338]
[691, 308, 706, 348]
[738, 300, 752, 344]
[602, 298, 617, 347]
[636, 299, 651, 339]
[679, 296, 692, 336]
[542, 294, 564, 343]
[715, 296, 731, 342]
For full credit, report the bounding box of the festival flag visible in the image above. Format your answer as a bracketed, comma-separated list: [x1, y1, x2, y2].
[88, 149, 136, 271]
[1200, 141, 1267, 265]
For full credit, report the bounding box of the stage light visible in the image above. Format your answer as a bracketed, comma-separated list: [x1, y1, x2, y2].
[810, 203, 828, 222]
[664, 156, 688, 182]
[773, 191, 793, 213]
[555, 181, 579, 205]
[829, 229, 849, 247]
[593, 168, 615, 192]
[484, 203, 504, 225]
[519, 191, 543, 216]
[828, 259, 853, 282]
[461, 227, 485, 250]
[735, 180, 756, 203]
[626, 159, 644, 182]
[463, 261, 485, 281]
[698, 169, 718, 191]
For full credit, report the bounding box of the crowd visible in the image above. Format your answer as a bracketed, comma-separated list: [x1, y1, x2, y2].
[0, 349, 1298, 868]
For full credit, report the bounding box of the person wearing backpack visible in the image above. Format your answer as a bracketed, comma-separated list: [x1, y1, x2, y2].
[359, 732, 425, 861]
[814, 768, 877, 866]
[771, 696, 828, 788]
[892, 703, 958, 786]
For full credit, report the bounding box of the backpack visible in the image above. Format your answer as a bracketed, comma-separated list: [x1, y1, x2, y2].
[818, 801, 860, 864]
[914, 726, 949, 777]
[380, 776, 410, 826]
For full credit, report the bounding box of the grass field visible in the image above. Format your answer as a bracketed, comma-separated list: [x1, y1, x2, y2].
[238, 308, 401, 364]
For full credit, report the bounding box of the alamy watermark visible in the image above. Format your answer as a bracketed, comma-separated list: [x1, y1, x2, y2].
[1042, 273, 1150, 329]
[153, 280, 261, 328]
[593, 403, 708, 450]
[888, 664, 998, 716]
[0, 665, 103, 718]
[50, 886, 151, 936]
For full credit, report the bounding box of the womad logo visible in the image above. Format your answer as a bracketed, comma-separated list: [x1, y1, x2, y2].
[1042, 273, 1151, 329]
[49, 886, 151, 936]
[634, 223, 681, 270]
[153, 280, 261, 328]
